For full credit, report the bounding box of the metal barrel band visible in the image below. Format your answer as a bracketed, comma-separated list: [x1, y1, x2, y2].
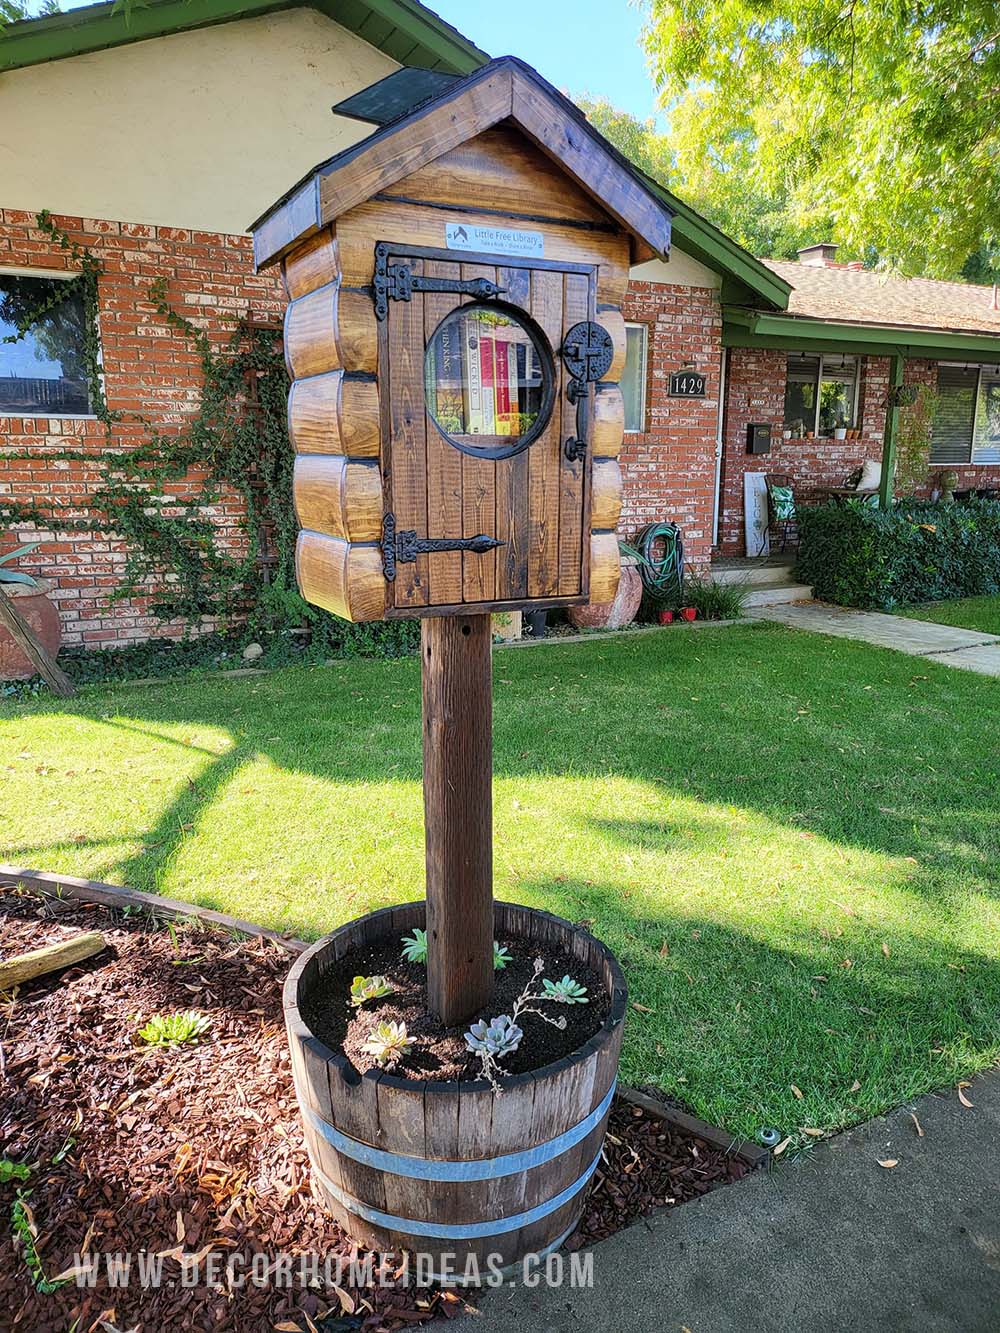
[311, 1149, 603, 1240]
[304, 1078, 616, 1182]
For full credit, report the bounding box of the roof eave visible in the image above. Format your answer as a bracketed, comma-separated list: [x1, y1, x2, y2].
[723, 309, 1000, 361]
[641, 184, 791, 311]
[0, 0, 487, 75]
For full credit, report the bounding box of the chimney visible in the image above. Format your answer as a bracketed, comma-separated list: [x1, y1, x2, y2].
[797, 243, 839, 267]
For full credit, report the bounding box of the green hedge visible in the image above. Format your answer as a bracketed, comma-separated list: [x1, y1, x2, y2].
[795, 498, 1000, 610]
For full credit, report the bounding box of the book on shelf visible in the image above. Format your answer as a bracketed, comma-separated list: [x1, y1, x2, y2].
[427, 312, 542, 439]
[463, 316, 484, 433]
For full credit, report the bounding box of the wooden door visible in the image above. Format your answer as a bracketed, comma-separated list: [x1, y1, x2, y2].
[379, 245, 596, 616]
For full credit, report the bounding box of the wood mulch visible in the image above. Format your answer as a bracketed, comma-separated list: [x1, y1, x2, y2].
[0, 889, 753, 1332]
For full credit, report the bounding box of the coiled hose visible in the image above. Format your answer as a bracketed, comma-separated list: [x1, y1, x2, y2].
[632, 521, 684, 604]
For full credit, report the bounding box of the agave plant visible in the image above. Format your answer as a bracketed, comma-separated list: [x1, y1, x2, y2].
[465, 1015, 523, 1059]
[361, 1020, 414, 1068]
[400, 928, 427, 964]
[0, 542, 42, 590]
[493, 942, 513, 970]
[541, 975, 589, 1005]
[349, 975, 393, 1006]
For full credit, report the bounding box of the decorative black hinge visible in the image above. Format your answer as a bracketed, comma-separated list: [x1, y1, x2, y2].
[372, 243, 505, 320]
[560, 320, 614, 463]
[381, 512, 505, 582]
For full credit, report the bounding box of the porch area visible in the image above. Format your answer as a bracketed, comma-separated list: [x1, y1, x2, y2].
[710, 554, 813, 607]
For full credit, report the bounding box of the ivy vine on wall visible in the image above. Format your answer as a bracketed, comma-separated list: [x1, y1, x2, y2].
[1, 211, 312, 637]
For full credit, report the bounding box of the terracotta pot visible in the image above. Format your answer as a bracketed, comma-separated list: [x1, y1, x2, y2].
[657, 609, 674, 625]
[0, 579, 63, 680]
[568, 561, 643, 631]
[680, 607, 697, 622]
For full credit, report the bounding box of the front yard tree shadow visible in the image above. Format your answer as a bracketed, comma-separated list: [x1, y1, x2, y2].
[4, 623, 1000, 1132]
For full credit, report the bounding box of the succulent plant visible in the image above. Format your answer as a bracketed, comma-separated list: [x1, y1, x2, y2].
[361, 1020, 414, 1068]
[0, 541, 42, 589]
[137, 1010, 211, 1047]
[493, 941, 513, 970]
[465, 1014, 524, 1059]
[541, 975, 589, 1005]
[403, 931, 512, 972]
[349, 974, 393, 1006]
[400, 928, 428, 963]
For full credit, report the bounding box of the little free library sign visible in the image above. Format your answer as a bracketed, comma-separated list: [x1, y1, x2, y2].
[669, 368, 707, 398]
[445, 221, 544, 257]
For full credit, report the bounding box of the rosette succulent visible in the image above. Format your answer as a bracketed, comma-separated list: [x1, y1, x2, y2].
[350, 975, 393, 1006]
[361, 1020, 413, 1067]
[541, 975, 588, 1004]
[465, 1014, 523, 1059]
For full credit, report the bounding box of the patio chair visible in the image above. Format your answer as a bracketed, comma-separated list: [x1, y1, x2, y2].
[765, 474, 798, 552]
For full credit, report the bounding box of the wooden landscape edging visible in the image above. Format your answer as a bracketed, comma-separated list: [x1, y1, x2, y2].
[0, 868, 770, 1176]
[0, 866, 308, 956]
[617, 1086, 770, 1174]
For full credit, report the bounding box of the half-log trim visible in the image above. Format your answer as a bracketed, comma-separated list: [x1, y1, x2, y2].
[250, 57, 674, 271]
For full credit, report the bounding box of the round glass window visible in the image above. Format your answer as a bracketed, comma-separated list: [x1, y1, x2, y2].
[424, 303, 554, 459]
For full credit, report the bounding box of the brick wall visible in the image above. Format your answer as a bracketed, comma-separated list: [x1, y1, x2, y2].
[619, 281, 723, 574]
[0, 210, 285, 646]
[717, 350, 1000, 555]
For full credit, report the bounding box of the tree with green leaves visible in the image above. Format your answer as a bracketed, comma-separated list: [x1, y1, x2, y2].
[577, 93, 831, 260]
[639, 0, 1000, 279]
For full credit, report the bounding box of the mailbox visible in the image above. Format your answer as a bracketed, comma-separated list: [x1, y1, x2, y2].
[747, 422, 772, 455]
[250, 56, 675, 621]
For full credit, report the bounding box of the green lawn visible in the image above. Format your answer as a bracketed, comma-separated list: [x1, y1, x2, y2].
[900, 594, 1000, 635]
[3, 622, 999, 1142]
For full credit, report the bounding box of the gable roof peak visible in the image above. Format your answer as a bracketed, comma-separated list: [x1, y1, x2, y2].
[252, 54, 675, 271]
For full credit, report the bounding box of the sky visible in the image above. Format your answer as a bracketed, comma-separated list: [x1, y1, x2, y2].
[50, 0, 664, 126]
[428, 0, 662, 125]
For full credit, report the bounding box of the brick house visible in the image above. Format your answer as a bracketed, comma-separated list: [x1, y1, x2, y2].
[715, 247, 1000, 555]
[3, 0, 1000, 651]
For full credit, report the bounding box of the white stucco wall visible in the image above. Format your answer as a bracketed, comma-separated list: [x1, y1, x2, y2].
[0, 8, 398, 233]
[631, 251, 722, 290]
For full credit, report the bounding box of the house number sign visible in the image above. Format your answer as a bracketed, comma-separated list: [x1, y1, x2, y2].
[669, 369, 707, 398]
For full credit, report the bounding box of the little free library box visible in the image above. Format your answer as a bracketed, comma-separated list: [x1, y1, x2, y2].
[251, 55, 673, 1274]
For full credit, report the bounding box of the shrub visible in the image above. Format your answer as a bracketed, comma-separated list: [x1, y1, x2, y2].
[796, 498, 1000, 610]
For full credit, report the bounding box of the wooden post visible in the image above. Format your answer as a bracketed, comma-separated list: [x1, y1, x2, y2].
[421, 613, 495, 1027]
[879, 353, 905, 510]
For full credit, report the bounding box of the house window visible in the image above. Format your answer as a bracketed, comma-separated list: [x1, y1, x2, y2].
[932, 363, 1000, 465]
[621, 323, 648, 432]
[784, 353, 860, 436]
[0, 272, 94, 416]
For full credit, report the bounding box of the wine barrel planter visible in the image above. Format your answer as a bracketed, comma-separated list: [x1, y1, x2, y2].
[0, 579, 62, 681]
[284, 900, 626, 1275]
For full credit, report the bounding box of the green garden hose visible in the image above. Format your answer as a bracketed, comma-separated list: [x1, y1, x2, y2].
[631, 521, 685, 603]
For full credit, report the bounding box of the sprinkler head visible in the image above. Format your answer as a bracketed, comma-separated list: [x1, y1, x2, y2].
[758, 1126, 782, 1148]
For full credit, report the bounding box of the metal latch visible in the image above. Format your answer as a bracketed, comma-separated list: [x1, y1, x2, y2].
[560, 320, 614, 463]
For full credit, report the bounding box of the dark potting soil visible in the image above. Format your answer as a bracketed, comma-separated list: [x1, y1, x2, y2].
[301, 938, 609, 1080]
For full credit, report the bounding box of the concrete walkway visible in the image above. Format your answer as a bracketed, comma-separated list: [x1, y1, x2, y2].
[461, 1071, 1000, 1332]
[746, 601, 1000, 676]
